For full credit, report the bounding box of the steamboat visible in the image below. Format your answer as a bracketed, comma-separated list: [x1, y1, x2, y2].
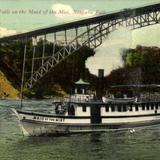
[12, 69, 160, 136]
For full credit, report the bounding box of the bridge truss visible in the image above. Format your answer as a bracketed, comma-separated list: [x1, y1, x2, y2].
[0, 3, 160, 89]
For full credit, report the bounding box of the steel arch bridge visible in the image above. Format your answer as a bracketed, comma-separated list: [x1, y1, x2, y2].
[0, 3, 160, 89]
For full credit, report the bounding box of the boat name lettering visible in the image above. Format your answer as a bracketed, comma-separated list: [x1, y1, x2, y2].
[33, 116, 64, 122]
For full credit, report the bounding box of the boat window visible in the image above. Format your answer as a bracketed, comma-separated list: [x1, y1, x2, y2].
[105, 105, 109, 112]
[151, 104, 154, 110]
[68, 105, 75, 116]
[135, 105, 139, 111]
[155, 103, 158, 110]
[123, 105, 127, 112]
[129, 105, 133, 111]
[82, 105, 86, 112]
[142, 104, 145, 110]
[117, 105, 122, 112]
[146, 104, 150, 110]
[111, 106, 115, 112]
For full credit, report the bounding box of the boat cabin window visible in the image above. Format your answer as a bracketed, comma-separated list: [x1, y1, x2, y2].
[129, 105, 133, 111]
[111, 106, 115, 112]
[105, 105, 109, 112]
[142, 104, 145, 110]
[117, 105, 122, 112]
[155, 104, 158, 110]
[68, 105, 75, 116]
[123, 105, 127, 112]
[135, 105, 139, 111]
[151, 104, 154, 110]
[146, 104, 150, 110]
[82, 105, 86, 112]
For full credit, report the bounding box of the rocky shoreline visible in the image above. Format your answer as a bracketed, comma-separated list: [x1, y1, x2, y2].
[0, 71, 19, 99]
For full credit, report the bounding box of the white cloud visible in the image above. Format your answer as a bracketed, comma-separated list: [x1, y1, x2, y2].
[85, 25, 160, 76]
[0, 27, 16, 37]
[85, 27, 132, 76]
[51, 3, 96, 20]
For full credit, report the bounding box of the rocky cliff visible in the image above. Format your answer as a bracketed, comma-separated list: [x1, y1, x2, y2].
[0, 71, 19, 99]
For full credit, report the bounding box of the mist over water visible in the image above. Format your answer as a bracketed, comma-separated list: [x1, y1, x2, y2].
[85, 27, 132, 76]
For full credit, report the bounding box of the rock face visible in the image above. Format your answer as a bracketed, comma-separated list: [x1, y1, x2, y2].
[0, 71, 19, 99]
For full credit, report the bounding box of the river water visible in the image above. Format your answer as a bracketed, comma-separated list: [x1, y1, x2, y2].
[0, 100, 160, 160]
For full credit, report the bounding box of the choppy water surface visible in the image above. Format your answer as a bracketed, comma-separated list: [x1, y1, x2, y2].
[0, 100, 160, 160]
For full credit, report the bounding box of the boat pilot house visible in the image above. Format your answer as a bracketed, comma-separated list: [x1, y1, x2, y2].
[66, 77, 102, 124]
[74, 78, 90, 95]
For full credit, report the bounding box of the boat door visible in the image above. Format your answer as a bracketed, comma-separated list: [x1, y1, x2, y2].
[90, 105, 101, 124]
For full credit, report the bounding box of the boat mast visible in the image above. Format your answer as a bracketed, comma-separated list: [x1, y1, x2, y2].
[20, 42, 27, 108]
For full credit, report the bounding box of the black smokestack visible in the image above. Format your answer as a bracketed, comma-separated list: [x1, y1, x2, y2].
[97, 69, 105, 100]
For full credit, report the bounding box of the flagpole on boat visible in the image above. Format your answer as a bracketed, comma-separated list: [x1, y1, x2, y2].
[20, 42, 27, 108]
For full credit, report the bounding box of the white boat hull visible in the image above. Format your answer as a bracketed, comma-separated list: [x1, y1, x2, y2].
[12, 108, 160, 136]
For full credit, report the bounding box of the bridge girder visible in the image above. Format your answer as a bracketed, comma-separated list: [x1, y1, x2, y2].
[25, 9, 160, 89]
[0, 3, 159, 89]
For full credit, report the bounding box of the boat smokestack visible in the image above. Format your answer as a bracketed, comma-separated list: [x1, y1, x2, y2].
[97, 69, 105, 100]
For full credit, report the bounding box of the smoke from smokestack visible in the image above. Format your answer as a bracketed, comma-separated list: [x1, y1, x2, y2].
[85, 27, 132, 76]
